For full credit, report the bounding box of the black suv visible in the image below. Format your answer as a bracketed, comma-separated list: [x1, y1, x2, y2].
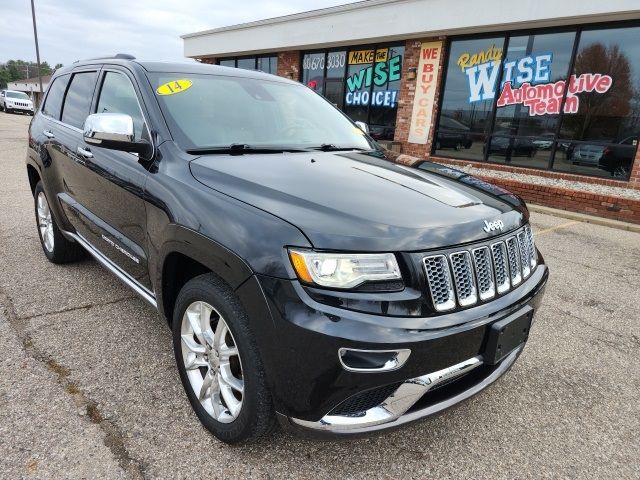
[26, 55, 548, 444]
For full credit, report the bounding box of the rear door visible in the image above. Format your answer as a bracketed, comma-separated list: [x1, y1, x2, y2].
[69, 67, 152, 290]
[36, 73, 82, 230]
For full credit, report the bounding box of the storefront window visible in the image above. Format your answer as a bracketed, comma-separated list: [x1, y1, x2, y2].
[554, 25, 640, 179]
[435, 36, 505, 161]
[302, 52, 325, 95]
[217, 56, 278, 75]
[325, 51, 347, 109]
[488, 31, 575, 168]
[435, 23, 639, 180]
[302, 45, 403, 141]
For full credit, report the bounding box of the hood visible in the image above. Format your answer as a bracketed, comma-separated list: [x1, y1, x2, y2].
[189, 151, 527, 251]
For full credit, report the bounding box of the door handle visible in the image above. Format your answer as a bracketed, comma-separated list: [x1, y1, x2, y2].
[43, 130, 55, 138]
[76, 147, 93, 159]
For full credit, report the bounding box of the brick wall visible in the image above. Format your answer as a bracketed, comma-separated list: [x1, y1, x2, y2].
[276, 51, 301, 80]
[432, 156, 640, 191]
[393, 37, 447, 158]
[474, 175, 640, 224]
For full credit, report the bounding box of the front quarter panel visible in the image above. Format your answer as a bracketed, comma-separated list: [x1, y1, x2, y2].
[145, 142, 312, 317]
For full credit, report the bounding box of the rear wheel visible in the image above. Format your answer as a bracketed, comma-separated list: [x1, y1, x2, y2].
[34, 182, 85, 263]
[172, 273, 275, 444]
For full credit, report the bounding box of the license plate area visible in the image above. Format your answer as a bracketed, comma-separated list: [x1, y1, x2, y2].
[484, 306, 533, 365]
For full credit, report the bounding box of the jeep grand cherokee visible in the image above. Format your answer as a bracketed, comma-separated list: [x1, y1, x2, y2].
[26, 54, 548, 444]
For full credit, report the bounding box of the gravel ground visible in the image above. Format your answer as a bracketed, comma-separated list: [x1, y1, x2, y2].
[451, 163, 640, 201]
[1, 112, 639, 479]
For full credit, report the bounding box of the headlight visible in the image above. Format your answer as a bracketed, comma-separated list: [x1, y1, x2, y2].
[288, 249, 401, 289]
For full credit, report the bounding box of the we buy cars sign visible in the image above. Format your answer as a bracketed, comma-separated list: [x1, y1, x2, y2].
[408, 41, 443, 144]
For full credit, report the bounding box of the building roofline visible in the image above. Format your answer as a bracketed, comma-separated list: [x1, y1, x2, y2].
[180, 0, 400, 39]
[182, 0, 640, 59]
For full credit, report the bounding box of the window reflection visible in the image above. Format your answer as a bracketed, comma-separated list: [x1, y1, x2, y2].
[217, 56, 278, 75]
[435, 37, 504, 161]
[435, 24, 639, 180]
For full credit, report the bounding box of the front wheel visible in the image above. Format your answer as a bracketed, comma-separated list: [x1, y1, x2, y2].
[172, 273, 275, 444]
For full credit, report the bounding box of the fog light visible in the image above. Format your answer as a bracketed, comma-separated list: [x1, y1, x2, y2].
[339, 348, 410, 373]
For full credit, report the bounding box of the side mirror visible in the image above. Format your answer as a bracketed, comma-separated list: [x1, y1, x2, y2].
[355, 121, 369, 135]
[83, 113, 151, 158]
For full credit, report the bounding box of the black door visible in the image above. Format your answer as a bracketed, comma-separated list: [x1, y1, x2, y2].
[59, 68, 153, 291]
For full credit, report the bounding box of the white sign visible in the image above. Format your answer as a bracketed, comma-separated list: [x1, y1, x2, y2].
[408, 41, 443, 144]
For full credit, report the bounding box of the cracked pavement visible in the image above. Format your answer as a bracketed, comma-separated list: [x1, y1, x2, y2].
[0, 113, 639, 479]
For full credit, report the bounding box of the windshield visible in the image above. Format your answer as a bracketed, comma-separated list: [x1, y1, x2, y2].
[149, 73, 376, 151]
[7, 91, 29, 100]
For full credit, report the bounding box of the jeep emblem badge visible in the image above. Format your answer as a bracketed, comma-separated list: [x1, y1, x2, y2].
[483, 219, 505, 233]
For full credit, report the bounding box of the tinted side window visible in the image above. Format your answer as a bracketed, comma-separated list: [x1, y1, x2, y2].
[42, 74, 70, 119]
[96, 72, 146, 140]
[61, 71, 98, 129]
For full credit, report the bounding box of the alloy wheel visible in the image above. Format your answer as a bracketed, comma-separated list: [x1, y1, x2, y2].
[180, 301, 244, 423]
[37, 192, 54, 252]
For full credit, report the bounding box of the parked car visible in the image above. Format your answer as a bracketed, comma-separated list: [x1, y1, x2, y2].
[570, 142, 607, 166]
[599, 136, 638, 179]
[485, 136, 537, 158]
[531, 133, 555, 150]
[435, 115, 473, 150]
[26, 55, 548, 444]
[368, 123, 395, 141]
[565, 137, 637, 179]
[0, 89, 34, 115]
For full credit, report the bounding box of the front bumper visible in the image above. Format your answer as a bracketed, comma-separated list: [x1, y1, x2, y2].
[236, 261, 548, 435]
[6, 104, 34, 113]
[284, 346, 521, 435]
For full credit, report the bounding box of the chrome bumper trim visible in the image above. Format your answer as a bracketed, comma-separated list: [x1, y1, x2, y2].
[289, 346, 522, 434]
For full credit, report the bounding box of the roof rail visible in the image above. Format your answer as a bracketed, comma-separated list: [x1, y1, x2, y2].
[73, 53, 136, 64]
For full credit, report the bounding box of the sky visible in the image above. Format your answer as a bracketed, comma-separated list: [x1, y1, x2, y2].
[0, 0, 361, 68]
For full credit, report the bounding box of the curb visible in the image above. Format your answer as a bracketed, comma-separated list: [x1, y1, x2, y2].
[528, 204, 640, 233]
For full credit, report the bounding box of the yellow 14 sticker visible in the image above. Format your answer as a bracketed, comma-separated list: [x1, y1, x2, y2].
[156, 79, 192, 95]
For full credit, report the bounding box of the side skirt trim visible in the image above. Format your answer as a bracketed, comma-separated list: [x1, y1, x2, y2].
[63, 229, 157, 308]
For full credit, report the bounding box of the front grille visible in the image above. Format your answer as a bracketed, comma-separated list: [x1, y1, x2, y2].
[12, 102, 30, 107]
[330, 383, 402, 416]
[423, 225, 537, 312]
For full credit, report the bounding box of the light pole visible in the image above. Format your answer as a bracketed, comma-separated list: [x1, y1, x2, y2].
[30, 0, 43, 108]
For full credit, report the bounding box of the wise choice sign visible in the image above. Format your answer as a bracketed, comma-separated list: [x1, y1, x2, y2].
[345, 48, 402, 108]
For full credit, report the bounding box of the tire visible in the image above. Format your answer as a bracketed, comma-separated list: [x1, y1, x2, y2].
[172, 273, 275, 444]
[34, 181, 85, 263]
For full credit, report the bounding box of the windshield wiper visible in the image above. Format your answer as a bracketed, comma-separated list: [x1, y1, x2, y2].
[310, 144, 371, 152]
[187, 144, 308, 155]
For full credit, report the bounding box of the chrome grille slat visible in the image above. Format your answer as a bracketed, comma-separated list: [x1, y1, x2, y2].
[505, 236, 522, 286]
[491, 241, 510, 294]
[524, 224, 537, 269]
[423, 225, 537, 312]
[449, 251, 477, 306]
[472, 246, 495, 301]
[516, 231, 531, 278]
[423, 255, 455, 312]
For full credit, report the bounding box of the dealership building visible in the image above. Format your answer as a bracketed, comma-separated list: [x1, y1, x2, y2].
[182, 0, 640, 223]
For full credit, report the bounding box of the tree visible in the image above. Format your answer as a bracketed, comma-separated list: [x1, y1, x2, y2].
[39, 61, 52, 76]
[0, 69, 9, 89]
[563, 43, 633, 141]
[7, 61, 20, 81]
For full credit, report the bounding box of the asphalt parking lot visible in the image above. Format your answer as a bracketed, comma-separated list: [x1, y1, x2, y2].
[0, 112, 639, 479]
